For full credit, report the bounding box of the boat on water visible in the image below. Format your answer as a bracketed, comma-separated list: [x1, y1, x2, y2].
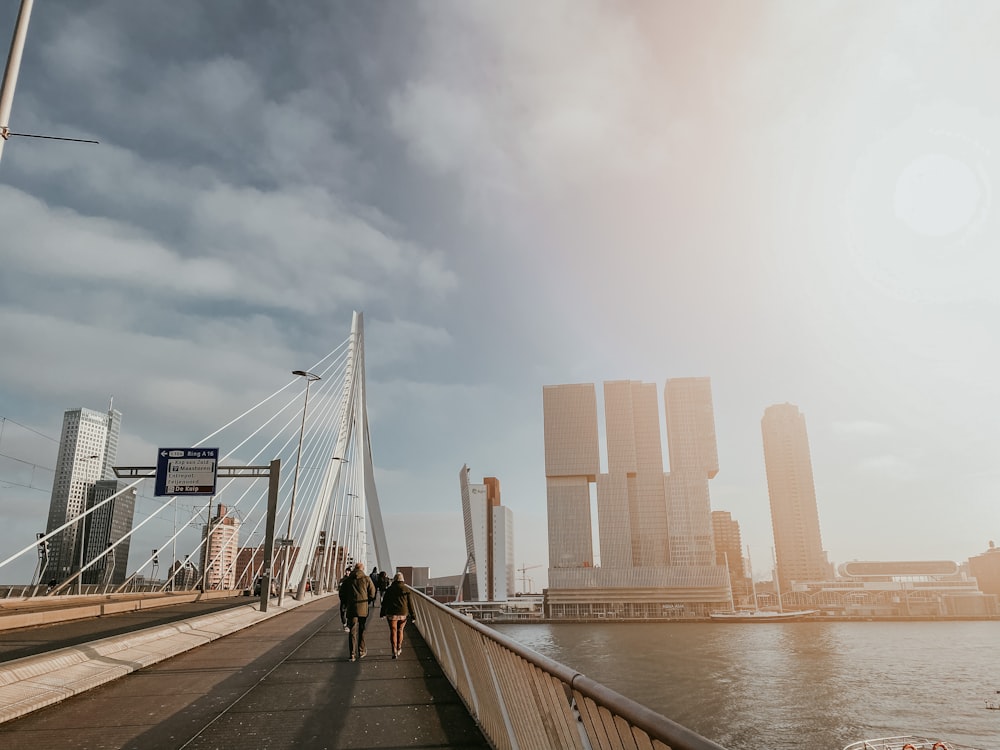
[708, 607, 815, 622]
[710, 546, 816, 621]
[843, 736, 984, 750]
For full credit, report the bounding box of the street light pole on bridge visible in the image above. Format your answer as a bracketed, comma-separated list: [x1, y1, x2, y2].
[278, 370, 320, 607]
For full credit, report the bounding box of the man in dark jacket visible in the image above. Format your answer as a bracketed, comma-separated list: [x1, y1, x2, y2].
[339, 562, 376, 662]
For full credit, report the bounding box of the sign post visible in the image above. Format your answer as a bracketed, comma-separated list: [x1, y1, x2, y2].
[115, 456, 280, 611]
[154, 448, 219, 497]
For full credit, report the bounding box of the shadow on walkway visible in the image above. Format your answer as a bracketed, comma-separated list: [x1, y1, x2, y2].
[0, 595, 488, 749]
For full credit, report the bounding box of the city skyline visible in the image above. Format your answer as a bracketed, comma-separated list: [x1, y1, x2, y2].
[1, 2, 998, 586]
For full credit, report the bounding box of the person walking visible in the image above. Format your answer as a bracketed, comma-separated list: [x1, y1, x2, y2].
[340, 563, 375, 661]
[379, 572, 414, 659]
[376, 570, 390, 603]
[368, 566, 379, 607]
[337, 568, 352, 632]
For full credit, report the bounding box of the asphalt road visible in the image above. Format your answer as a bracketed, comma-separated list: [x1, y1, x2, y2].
[0, 595, 255, 662]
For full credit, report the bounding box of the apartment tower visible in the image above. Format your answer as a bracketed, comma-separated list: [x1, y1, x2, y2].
[201, 503, 240, 590]
[761, 403, 830, 589]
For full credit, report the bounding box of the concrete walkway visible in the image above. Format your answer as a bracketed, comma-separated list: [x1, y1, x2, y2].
[0, 595, 489, 749]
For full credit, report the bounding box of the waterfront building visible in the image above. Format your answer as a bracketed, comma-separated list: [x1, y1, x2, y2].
[459, 465, 515, 601]
[711, 510, 750, 604]
[200, 504, 240, 589]
[542, 380, 730, 619]
[778, 560, 996, 617]
[664, 378, 718, 567]
[761, 403, 831, 589]
[44, 404, 122, 583]
[80, 479, 136, 585]
[968, 541, 1000, 597]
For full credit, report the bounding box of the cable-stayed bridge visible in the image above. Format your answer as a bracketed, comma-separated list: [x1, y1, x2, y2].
[1, 311, 389, 602]
[0, 311, 725, 750]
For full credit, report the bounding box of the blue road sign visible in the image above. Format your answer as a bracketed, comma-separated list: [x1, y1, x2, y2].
[154, 448, 219, 497]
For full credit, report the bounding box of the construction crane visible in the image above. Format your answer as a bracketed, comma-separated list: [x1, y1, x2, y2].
[517, 563, 543, 594]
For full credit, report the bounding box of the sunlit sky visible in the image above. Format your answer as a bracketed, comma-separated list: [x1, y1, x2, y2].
[1, 1, 998, 588]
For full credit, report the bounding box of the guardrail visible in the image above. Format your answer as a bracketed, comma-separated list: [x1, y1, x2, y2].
[409, 588, 727, 750]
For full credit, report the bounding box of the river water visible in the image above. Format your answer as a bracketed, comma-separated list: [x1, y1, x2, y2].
[491, 621, 999, 750]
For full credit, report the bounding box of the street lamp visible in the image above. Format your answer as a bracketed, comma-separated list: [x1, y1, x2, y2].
[278, 369, 321, 606]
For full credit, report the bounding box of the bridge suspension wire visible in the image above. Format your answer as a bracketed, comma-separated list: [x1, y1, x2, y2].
[3, 315, 392, 598]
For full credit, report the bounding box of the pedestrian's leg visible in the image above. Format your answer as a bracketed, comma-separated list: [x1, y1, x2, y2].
[348, 616, 359, 661]
[389, 619, 400, 657]
[398, 618, 406, 652]
[358, 615, 368, 657]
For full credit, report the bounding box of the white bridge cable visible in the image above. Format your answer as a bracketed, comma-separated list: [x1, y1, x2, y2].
[168, 339, 355, 593]
[11, 323, 379, 594]
[127, 335, 353, 591]
[117, 388, 310, 593]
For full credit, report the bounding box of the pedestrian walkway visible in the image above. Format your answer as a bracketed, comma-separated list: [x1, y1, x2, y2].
[0, 595, 490, 749]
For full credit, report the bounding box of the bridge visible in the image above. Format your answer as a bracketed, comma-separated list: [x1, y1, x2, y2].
[0, 312, 725, 750]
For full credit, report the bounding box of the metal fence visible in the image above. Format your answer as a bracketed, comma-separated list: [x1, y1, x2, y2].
[409, 588, 727, 750]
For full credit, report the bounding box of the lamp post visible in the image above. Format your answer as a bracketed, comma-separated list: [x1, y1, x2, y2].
[278, 369, 321, 606]
[0, 0, 34, 166]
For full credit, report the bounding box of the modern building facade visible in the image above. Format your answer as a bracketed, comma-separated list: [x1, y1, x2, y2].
[201, 503, 240, 589]
[542, 380, 731, 619]
[459, 465, 515, 601]
[761, 403, 831, 588]
[968, 541, 1000, 598]
[664, 378, 718, 567]
[711, 510, 749, 605]
[80, 479, 136, 585]
[44, 404, 123, 583]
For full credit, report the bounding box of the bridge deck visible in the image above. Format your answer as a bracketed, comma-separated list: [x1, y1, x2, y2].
[0, 595, 490, 749]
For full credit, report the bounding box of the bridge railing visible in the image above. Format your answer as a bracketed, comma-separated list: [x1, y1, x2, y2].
[409, 588, 727, 750]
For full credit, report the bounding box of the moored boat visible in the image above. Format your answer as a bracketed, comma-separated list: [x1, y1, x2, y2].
[708, 608, 816, 622]
[843, 736, 984, 750]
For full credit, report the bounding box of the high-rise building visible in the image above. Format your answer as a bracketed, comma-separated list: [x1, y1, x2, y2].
[761, 403, 831, 589]
[459, 465, 515, 601]
[44, 404, 123, 583]
[664, 378, 718, 567]
[80, 479, 136, 585]
[711, 510, 749, 604]
[542, 380, 730, 618]
[201, 503, 240, 590]
[542, 384, 600, 570]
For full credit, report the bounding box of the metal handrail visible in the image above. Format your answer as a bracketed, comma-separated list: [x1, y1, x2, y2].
[409, 586, 727, 750]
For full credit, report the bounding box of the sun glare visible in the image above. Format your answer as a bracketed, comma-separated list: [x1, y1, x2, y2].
[893, 153, 982, 237]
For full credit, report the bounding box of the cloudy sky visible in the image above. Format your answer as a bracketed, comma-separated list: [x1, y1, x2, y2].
[1, 1, 998, 589]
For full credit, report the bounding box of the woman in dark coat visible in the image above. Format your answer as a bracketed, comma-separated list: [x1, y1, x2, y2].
[379, 572, 413, 659]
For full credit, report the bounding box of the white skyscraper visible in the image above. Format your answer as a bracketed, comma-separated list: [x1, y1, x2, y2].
[44, 404, 122, 582]
[459, 465, 515, 601]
